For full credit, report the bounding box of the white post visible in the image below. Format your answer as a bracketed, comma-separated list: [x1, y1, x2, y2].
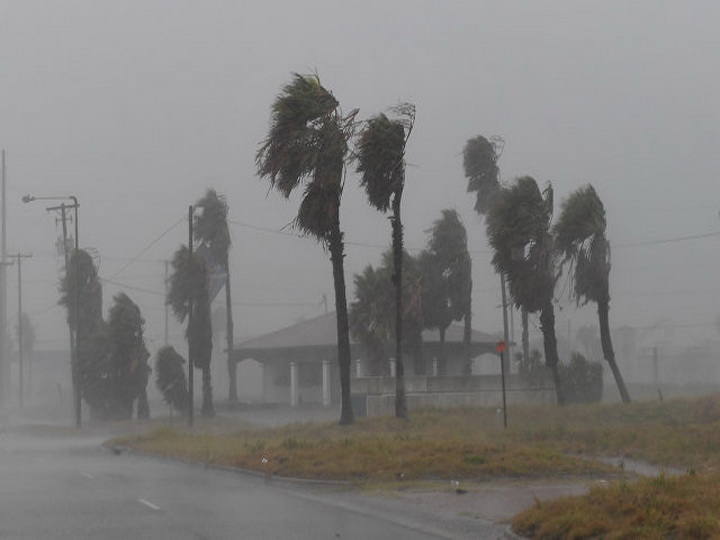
[356, 358, 363, 378]
[289, 361, 298, 407]
[389, 358, 396, 378]
[322, 359, 331, 407]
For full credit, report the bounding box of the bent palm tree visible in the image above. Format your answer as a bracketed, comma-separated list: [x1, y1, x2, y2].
[355, 103, 415, 419]
[167, 245, 214, 417]
[257, 73, 357, 424]
[487, 177, 565, 405]
[555, 185, 631, 403]
[193, 189, 236, 402]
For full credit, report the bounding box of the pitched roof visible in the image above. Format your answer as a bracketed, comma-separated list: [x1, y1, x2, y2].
[235, 312, 500, 352]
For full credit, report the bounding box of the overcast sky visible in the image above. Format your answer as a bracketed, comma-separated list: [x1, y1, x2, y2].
[1, 1, 719, 355]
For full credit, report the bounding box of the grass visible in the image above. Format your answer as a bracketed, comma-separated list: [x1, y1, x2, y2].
[110, 394, 720, 537]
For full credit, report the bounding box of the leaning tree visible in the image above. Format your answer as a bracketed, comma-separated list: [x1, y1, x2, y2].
[256, 73, 357, 424]
[167, 245, 214, 417]
[554, 184, 630, 403]
[193, 189, 236, 402]
[486, 176, 565, 405]
[355, 103, 415, 419]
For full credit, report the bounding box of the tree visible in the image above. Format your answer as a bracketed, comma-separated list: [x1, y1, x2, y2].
[355, 103, 415, 419]
[167, 245, 215, 417]
[106, 293, 151, 419]
[349, 251, 423, 377]
[486, 176, 565, 405]
[155, 346, 189, 415]
[193, 189, 237, 402]
[420, 209, 472, 375]
[554, 185, 631, 403]
[256, 73, 357, 425]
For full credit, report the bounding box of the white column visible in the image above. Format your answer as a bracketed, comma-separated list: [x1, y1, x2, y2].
[290, 361, 298, 407]
[389, 358, 396, 378]
[356, 358, 363, 378]
[322, 359, 331, 407]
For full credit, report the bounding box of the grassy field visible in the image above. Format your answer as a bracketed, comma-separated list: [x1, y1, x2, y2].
[111, 394, 720, 537]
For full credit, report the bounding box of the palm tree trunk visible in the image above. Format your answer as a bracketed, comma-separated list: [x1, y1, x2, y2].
[201, 365, 215, 417]
[463, 306, 472, 376]
[522, 308, 529, 366]
[598, 298, 631, 403]
[391, 194, 407, 419]
[137, 386, 149, 419]
[329, 225, 354, 425]
[439, 326, 446, 376]
[540, 302, 565, 405]
[225, 270, 238, 402]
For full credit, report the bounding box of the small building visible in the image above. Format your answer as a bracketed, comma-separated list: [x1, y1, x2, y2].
[232, 312, 555, 413]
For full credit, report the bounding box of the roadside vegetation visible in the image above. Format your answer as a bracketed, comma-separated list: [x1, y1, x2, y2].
[112, 394, 720, 481]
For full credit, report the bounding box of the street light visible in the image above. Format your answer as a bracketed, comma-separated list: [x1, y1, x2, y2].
[23, 194, 81, 428]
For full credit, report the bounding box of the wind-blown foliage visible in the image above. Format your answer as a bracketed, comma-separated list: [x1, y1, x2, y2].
[155, 346, 189, 415]
[420, 209, 472, 375]
[555, 185, 630, 403]
[463, 135, 502, 214]
[355, 103, 415, 419]
[167, 245, 214, 417]
[257, 73, 357, 424]
[194, 188, 237, 402]
[487, 177, 565, 404]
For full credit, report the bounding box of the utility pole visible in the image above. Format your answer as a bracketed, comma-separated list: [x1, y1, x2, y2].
[164, 260, 169, 346]
[187, 206, 194, 428]
[10, 253, 31, 410]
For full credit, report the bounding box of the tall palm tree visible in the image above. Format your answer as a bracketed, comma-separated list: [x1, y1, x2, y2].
[487, 176, 565, 405]
[355, 103, 415, 419]
[256, 73, 357, 424]
[193, 189, 236, 402]
[167, 245, 215, 417]
[555, 185, 631, 403]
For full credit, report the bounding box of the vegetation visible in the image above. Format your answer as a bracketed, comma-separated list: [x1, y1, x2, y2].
[555, 184, 631, 404]
[355, 103, 416, 419]
[167, 244, 215, 417]
[419, 209, 472, 374]
[60, 251, 150, 419]
[256, 73, 358, 424]
[155, 346, 189, 415]
[193, 188, 236, 403]
[486, 177, 565, 404]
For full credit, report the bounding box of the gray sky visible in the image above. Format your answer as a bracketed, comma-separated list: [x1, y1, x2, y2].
[1, 0, 719, 354]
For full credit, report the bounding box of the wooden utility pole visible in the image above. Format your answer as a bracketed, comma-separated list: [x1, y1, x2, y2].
[10, 253, 31, 409]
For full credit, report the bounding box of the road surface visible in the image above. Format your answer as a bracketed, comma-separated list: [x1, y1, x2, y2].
[0, 427, 511, 539]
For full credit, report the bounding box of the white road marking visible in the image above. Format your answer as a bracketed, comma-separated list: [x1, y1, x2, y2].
[80, 472, 94, 479]
[138, 499, 161, 511]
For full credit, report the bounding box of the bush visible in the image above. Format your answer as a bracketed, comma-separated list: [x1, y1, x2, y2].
[155, 346, 189, 415]
[560, 352, 603, 404]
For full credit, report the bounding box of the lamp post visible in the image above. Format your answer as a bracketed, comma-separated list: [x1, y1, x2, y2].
[22, 194, 80, 428]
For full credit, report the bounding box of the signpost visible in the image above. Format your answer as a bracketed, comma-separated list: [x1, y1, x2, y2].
[497, 340, 508, 428]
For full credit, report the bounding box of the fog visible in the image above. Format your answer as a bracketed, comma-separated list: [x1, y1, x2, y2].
[1, 1, 718, 376]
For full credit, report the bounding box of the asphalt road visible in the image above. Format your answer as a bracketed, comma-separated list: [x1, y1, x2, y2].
[0, 429, 512, 539]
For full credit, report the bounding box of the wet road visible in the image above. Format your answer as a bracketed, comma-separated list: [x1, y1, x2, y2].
[0, 429, 510, 539]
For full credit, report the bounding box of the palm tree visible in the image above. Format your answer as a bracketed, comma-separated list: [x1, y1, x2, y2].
[256, 73, 357, 425]
[167, 245, 215, 417]
[555, 185, 631, 403]
[487, 176, 565, 405]
[193, 189, 237, 402]
[355, 103, 415, 419]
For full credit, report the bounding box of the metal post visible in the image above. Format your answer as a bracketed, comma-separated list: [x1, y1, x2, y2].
[12, 253, 31, 410]
[187, 205, 194, 427]
[0, 150, 6, 410]
[500, 351, 507, 429]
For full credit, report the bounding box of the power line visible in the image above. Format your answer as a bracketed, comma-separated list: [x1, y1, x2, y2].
[109, 216, 184, 279]
[615, 230, 720, 248]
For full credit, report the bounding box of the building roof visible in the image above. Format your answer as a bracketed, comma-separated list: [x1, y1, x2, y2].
[234, 312, 500, 355]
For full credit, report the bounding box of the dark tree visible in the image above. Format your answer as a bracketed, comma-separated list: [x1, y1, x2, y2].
[486, 176, 565, 405]
[155, 346, 189, 415]
[167, 245, 215, 417]
[554, 185, 630, 403]
[355, 103, 415, 418]
[256, 73, 357, 424]
[193, 189, 237, 402]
